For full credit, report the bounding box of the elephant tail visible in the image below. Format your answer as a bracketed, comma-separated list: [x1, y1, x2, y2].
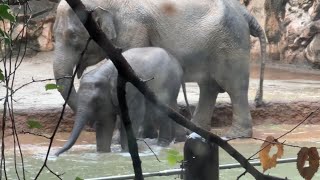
[181, 79, 192, 118]
[246, 13, 267, 107]
[55, 113, 88, 156]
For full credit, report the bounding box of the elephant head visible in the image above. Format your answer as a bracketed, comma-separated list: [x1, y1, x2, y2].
[55, 73, 116, 156]
[53, 1, 117, 111]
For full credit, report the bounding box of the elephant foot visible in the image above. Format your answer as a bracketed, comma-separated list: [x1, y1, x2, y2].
[175, 136, 186, 143]
[223, 126, 252, 139]
[97, 147, 111, 153]
[174, 134, 187, 143]
[157, 138, 171, 147]
[97, 149, 111, 153]
[142, 130, 158, 139]
[112, 130, 121, 144]
[121, 144, 128, 152]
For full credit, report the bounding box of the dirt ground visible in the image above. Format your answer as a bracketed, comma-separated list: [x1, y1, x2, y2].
[1, 51, 320, 137]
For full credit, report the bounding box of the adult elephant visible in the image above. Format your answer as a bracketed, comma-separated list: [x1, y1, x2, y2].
[53, 0, 266, 138]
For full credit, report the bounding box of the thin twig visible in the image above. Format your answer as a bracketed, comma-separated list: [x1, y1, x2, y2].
[251, 137, 320, 149]
[137, 138, 161, 162]
[277, 108, 319, 140]
[45, 165, 63, 180]
[21, 131, 50, 139]
[237, 171, 247, 180]
[247, 108, 320, 161]
[0, 76, 72, 101]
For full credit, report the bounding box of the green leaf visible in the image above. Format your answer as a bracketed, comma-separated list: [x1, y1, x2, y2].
[45, 83, 63, 91]
[167, 149, 183, 166]
[0, 29, 11, 44]
[0, 68, 4, 82]
[75, 177, 84, 180]
[0, 4, 15, 22]
[27, 119, 43, 129]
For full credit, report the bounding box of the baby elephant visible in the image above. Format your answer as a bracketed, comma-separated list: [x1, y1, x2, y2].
[55, 47, 185, 156]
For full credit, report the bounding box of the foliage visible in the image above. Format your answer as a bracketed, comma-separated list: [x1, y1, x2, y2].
[259, 136, 284, 172]
[166, 149, 183, 166]
[75, 177, 84, 180]
[258, 136, 320, 180]
[0, 4, 15, 22]
[297, 147, 319, 180]
[0, 4, 15, 44]
[27, 119, 43, 129]
[45, 83, 63, 91]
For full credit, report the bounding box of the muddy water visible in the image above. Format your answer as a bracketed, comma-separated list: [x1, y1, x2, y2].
[250, 63, 320, 81]
[2, 125, 320, 180]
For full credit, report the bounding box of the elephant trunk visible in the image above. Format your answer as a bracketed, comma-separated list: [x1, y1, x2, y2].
[53, 47, 79, 112]
[55, 110, 88, 156]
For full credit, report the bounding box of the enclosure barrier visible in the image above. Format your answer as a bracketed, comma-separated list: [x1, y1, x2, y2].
[85, 157, 297, 180]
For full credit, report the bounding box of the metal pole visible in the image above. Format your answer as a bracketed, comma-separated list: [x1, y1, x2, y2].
[183, 134, 219, 180]
[85, 158, 297, 180]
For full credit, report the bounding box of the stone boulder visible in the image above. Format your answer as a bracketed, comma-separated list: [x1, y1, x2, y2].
[305, 33, 320, 66]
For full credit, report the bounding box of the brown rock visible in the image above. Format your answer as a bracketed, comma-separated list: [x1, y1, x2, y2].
[1, 0, 59, 56]
[305, 33, 320, 64]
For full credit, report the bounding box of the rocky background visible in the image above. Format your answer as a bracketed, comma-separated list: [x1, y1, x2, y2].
[246, 0, 320, 69]
[1, 0, 57, 56]
[3, 0, 320, 68]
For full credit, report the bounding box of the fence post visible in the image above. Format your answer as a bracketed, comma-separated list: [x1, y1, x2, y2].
[183, 133, 219, 180]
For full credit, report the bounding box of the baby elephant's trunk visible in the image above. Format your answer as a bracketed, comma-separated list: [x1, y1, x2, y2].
[55, 113, 88, 156]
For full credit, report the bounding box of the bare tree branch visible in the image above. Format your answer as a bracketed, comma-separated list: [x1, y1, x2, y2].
[117, 76, 144, 179]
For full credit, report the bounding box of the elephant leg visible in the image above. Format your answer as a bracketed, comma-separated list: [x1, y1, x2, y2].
[171, 102, 187, 142]
[191, 80, 220, 131]
[157, 99, 176, 146]
[173, 122, 187, 142]
[111, 116, 121, 144]
[142, 99, 172, 146]
[157, 113, 173, 147]
[96, 112, 116, 152]
[214, 58, 252, 138]
[140, 99, 158, 139]
[120, 92, 145, 151]
[226, 92, 252, 138]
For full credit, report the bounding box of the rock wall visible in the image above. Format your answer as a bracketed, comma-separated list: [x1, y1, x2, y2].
[248, 0, 320, 69]
[1, 0, 58, 56]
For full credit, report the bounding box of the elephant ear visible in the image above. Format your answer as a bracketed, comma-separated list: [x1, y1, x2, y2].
[92, 8, 117, 40]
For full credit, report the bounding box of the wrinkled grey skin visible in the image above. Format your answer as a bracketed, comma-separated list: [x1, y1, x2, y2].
[55, 47, 184, 156]
[53, 0, 267, 138]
